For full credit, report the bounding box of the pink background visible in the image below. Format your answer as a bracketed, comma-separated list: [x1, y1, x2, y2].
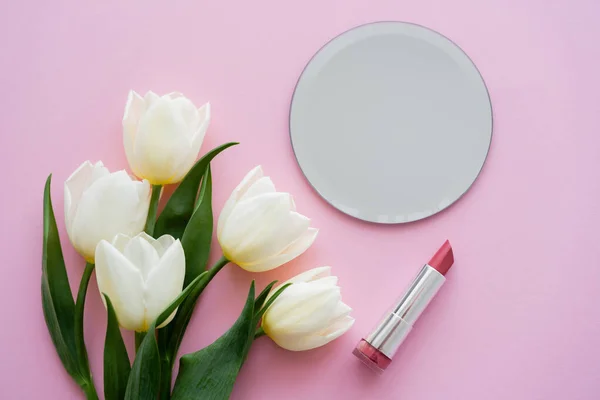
[1, 0, 599, 399]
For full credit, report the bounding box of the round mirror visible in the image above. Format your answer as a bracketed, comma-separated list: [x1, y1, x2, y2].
[290, 22, 492, 223]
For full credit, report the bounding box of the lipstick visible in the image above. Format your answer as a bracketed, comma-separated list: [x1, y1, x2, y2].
[353, 240, 454, 373]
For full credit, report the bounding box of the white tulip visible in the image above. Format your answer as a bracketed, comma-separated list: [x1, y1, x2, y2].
[64, 161, 151, 262]
[217, 166, 318, 272]
[122, 90, 211, 185]
[262, 267, 354, 351]
[95, 233, 185, 332]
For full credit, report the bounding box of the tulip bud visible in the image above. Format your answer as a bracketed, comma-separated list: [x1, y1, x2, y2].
[95, 233, 185, 332]
[123, 90, 211, 185]
[64, 161, 151, 262]
[217, 166, 318, 272]
[262, 267, 354, 351]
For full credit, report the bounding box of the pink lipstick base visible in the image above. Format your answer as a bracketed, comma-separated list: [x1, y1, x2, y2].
[353, 339, 391, 373]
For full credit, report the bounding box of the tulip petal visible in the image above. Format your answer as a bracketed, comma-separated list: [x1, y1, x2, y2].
[288, 317, 354, 351]
[123, 235, 160, 280]
[282, 266, 331, 285]
[111, 233, 132, 253]
[169, 98, 206, 176]
[237, 210, 310, 267]
[145, 240, 185, 328]
[221, 193, 306, 266]
[135, 178, 152, 211]
[191, 102, 211, 152]
[328, 301, 353, 322]
[95, 240, 146, 331]
[289, 196, 297, 211]
[144, 91, 160, 105]
[132, 180, 152, 231]
[247, 227, 319, 272]
[166, 92, 185, 99]
[134, 231, 156, 245]
[153, 234, 176, 258]
[319, 315, 355, 339]
[171, 97, 201, 139]
[134, 97, 195, 184]
[70, 171, 150, 261]
[267, 266, 333, 301]
[264, 282, 341, 335]
[280, 227, 319, 257]
[217, 166, 264, 238]
[123, 91, 146, 130]
[123, 91, 146, 174]
[269, 332, 328, 351]
[220, 191, 288, 249]
[313, 276, 338, 287]
[269, 315, 355, 352]
[64, 161, 109, 240]
[240, 177, 276, 201]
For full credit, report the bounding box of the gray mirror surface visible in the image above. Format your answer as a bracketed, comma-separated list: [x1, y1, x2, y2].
[290, 22, 492, 223]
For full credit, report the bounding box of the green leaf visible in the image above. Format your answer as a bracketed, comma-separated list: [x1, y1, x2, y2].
[42, 175, 99, 399]
[157, 257, 229, 400]
[181, 165, 213, 287]
[144, 184, 162, 236]
[162, 266, 219, 352]
[134, 331, 146, 353]
[154, 142, 238, 240]
[171, 283, 256, 400]
[124, 330, 160, 400]
[253, 283, 292, 324]
[156, 163, 219, 400]
[253, 280, 277, 312]
[74, 262, 95, 380]
[124, 272, 208, 400]
[103, 295, 131, 400]
[253, 283, 291, 341]
[41, 175, 82, 382]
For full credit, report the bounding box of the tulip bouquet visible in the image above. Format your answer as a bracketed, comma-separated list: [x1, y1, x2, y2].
[41, 91, 354, 400]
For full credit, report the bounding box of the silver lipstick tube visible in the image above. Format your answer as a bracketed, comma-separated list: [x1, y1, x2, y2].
[365, 264, 445, 358]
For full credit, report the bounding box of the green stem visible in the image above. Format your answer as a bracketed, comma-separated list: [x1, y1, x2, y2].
[145, 184, 162, 236]
[209, 255, 229, 277]
[74, 262, 98, 400]
[80, 380, 99, 400]
[158, 255, 230, 400]
[254, 326, 266, 339]
[135, 331, 146, 353]
[159, 357, 173, 400]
